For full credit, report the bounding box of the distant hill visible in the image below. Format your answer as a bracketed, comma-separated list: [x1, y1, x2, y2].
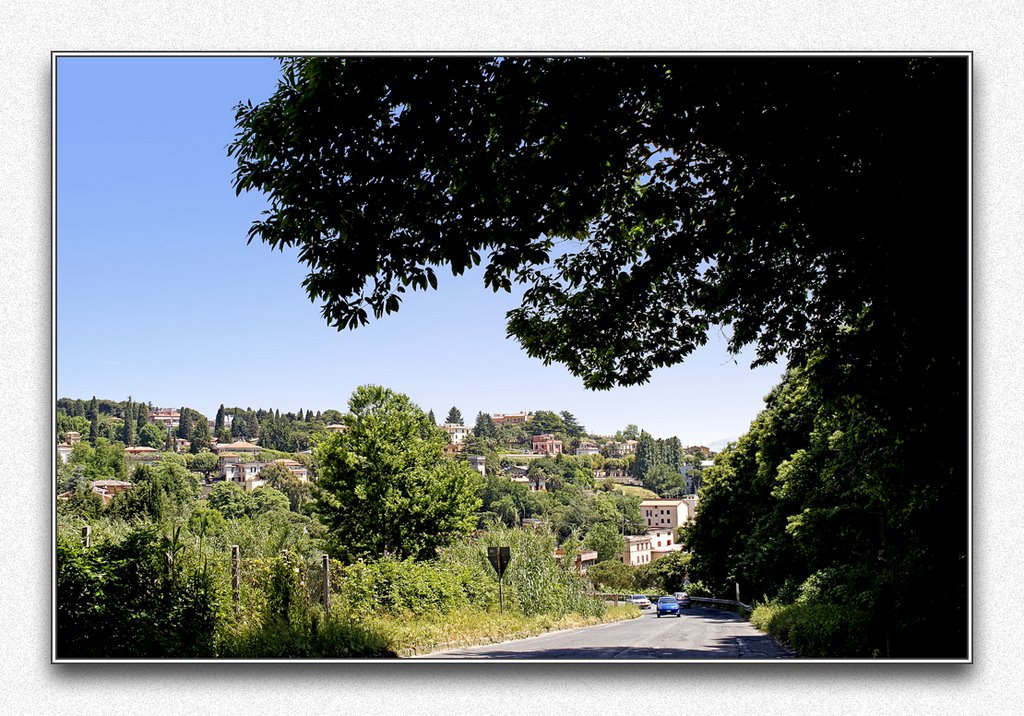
[707, 437, 736, 454]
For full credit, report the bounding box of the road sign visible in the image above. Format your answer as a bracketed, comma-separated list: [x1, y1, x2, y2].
[487, 546, 510, 579]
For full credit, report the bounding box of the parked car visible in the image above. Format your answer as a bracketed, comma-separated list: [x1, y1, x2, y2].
[628, 594, 652, 609]
[673, 591, 692, 609]
[656, 595, 681, 618]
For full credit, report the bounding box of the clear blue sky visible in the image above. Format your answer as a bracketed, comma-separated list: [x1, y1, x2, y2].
[56, 55, 784, 447]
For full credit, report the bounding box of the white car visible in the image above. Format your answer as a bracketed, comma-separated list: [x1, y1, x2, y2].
[628, 594, 652, 609]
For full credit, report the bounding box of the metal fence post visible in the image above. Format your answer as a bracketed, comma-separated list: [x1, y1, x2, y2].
[231, 545, 241, 616]
[322, 554, 330, 614]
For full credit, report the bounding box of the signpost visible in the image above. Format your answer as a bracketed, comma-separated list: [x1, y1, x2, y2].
[487, 546, 511, 613]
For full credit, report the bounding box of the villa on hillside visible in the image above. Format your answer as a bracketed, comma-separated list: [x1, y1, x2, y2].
[440, 423, 472, 445]
[531, 433, 563, 455]
[214, 440, 261, 455]
[273, 458, 309, 482]
[491, 412, 532, 426]
[148, 409, 180, 428]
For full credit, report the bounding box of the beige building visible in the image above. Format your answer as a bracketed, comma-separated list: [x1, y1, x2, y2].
[620, 534, 653, 566]
[555, 548, 599, 574]
[272, 458, 309, 483]
[214, 440, 261, 456]
[148, 409, 180, 428]
[641, 498, 696, 530]
[89, 479, 134, 504]
[492, 412, 532, 426]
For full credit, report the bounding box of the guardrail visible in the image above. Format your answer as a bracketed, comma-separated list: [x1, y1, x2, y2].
[689, 595, 752, 611]
[595, 593, 751, 611]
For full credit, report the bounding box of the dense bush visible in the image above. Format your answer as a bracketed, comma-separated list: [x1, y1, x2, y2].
[57, 528, 222, 658]
[333, 557, 493, 617]
[751, 601, 874, 658]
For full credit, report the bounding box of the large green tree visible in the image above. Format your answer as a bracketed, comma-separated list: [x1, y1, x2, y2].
[230, 57, 967, 656]
[230, 57, 965, 392]
[312, 385, 483, 562]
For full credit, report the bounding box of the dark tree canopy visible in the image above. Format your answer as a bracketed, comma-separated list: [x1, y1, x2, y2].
[230, 56, 967, 390]
[444, 406, 463, 425]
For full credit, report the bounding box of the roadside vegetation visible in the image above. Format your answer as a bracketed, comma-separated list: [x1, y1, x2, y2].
[56, 388, 655, 659]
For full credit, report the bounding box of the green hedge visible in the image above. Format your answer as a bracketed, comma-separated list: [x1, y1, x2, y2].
[750, 601, 874, 658]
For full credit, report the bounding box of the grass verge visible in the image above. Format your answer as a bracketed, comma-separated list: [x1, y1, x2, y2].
[380, 604, 641, 657]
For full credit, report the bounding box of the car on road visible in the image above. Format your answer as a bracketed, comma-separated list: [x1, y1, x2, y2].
[628, 594, 652, 609]
[673, 592, 692, 609]
[656, 595, 681, 618]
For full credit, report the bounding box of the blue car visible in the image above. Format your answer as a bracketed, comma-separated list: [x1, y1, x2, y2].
[656, 595, 681, 617]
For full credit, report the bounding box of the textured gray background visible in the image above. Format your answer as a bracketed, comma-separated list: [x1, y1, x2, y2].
[3, 2, 1018, 713]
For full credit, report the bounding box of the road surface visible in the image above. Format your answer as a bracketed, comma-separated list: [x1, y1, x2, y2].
[415, 606, 793, 659]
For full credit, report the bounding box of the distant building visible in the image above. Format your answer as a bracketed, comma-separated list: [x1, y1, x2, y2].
[214, 440, 261, 456]
[324, 424, 348, 433]
[57, 443, 73, 464]
[467, 455, 487, 476]
[647, 527, 683, 561]
[507, 467, 546, 491]
[575, 440, 600, 456]
[491, 412, 532, 427]
[89, 479, 134, 505]
[222, 459, 266, 484]
[607, 440, 639, 458]
[440, 423, 472, 445]
[620, 534, 653, 566]
[65, 431, 82, 445]
[555, 548, 599, 574]
[148, 409, 180, 429]
[272, 458, 309, 483]
[640, 498, 696, 530]
[531, 433, 563, 455]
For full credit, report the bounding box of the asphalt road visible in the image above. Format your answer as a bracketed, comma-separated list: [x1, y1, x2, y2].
[415, 606, 793, 659]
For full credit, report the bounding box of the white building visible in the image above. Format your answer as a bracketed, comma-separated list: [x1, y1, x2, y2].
[440, 423, 472, 444]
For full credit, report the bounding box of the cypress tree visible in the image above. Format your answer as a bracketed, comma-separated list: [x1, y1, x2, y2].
[177, 407, 193, 440]
[427, 409, 436, 425]
[215, 404, 225, 433]
[120, 408, 136, 446]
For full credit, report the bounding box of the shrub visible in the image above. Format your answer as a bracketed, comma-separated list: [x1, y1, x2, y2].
[56, 528, 222, 658]
[751, 601, 874, 657]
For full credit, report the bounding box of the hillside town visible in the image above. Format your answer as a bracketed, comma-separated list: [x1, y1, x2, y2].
[56, 398, 712, 568]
